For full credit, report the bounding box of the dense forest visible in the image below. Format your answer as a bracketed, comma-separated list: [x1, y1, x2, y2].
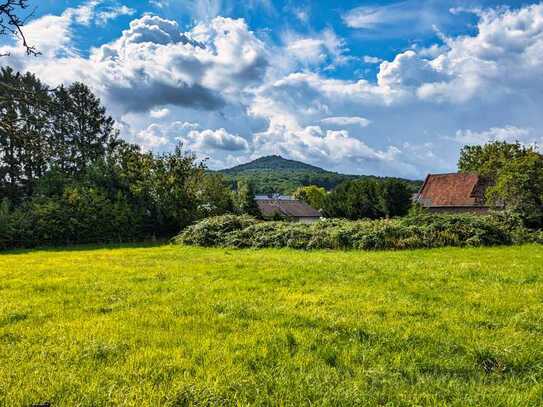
[219, 155, 422, 195]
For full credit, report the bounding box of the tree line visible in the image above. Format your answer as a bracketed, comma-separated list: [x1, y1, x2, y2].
[0, 68, 254, 248]
[293, 180, 413, 220]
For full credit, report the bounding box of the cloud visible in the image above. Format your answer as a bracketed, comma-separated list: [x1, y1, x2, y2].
[150, 108, 170, 119]
[293, 7, 310, 23]
[187, 127, 249, 151]
[453, 126, 539, 146]
[3, 14, 269, 115]
[193, 0, 224, 21]
[342, 0, 455, 37]
[343, 2, 412, 29]
[321, 116, 370, 128]
[136, 121, 249, 152]
[150, 0, 168, 9]
[363, 55, 383, 64]
[248, 4, 543, 175]
[71, 0, 101, 26]
[0, 1, 96, 60]
[96, 5, 136, 26]
[254, 125, 396, 164]
[136, 123, 172, 148]
[284, 28, 348, 68]
[377, 50, 447, 89]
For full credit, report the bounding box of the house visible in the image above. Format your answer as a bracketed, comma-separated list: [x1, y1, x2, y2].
[416, 173, 498, 213]
[255, 195, 321, 223]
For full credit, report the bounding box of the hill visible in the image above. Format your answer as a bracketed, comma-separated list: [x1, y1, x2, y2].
[221, 155, 327, 174]
[219, 155, 421, 194]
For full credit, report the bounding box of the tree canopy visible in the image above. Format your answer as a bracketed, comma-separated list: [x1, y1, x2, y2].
[321, 179, 412, 220]
[293, 185, 326, 210]
[458, 141, 543, 227]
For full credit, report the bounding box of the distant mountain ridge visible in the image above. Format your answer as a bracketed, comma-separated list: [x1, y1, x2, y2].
[219, 155, 421, 195]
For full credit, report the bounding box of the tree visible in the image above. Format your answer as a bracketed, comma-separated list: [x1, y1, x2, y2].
[0, 70, 120, 201]
[459, 141, 543, 228]
[0, 67, 51, 200]
[63, 82, 119, 173]
[293, 185, 326, 210]
[379, 179, 412, 218]
[149, 144, 206, 235]
[486, 151, 543, 228]
[235, 180, 260, 217]
[322, 179, 384, 220]
[196, 173, 235, 218]
[458, 141, 530, 180]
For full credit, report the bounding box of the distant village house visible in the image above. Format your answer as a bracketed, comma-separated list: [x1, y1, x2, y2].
[255, 195, 321, 223]
[416, 173, 501, 213]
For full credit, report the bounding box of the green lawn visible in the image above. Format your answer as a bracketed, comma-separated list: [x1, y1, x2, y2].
[1, 244, 542, 406]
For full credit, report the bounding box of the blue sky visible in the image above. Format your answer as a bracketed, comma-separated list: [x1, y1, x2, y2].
[2, 0, 543, 178]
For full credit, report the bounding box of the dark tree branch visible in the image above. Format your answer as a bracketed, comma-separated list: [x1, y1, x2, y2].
[0, 0, 39, 56]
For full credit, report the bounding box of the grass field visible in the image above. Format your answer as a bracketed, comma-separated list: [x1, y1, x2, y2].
[1, 244, 543, 406]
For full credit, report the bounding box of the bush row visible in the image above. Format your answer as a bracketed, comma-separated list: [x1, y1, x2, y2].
[175, 213, 542, 250]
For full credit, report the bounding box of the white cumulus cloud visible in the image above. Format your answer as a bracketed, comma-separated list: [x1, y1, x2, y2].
[321, 116, 371, 128]
[96, 5, 136, 26]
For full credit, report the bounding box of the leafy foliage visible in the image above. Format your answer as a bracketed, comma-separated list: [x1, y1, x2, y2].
[293, 185, 327, 210]
[458, 141, 529, 180]
[0, 67, 120, 202]
[322, 179, 384, 219]
[234, 180, 261, 217]
[174, 214, 259, 247]
[379, 179, 413, 218]
[195, 172, 236, 218]
[459, 141, 543, 227]
[321, 178, 412, 220]
[177, 212, 527, 250]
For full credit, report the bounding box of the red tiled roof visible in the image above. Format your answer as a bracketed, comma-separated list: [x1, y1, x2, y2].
[257, 199, 321, 218]
[417, 173, 487, 207]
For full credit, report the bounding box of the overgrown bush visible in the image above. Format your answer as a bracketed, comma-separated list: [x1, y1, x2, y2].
[174, 215, 259, 247]
[176, 212, 534, 251]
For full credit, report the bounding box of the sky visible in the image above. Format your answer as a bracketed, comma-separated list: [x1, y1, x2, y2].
[1, 0, 543, 178]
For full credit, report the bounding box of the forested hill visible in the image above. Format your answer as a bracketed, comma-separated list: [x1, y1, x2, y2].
[221, 155, 327, 174]
[219, 155, 422, 194]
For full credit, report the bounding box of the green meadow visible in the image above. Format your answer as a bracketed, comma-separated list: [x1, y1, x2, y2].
[1, 244, 542, 406]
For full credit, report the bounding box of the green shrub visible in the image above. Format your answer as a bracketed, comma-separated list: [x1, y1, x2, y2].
[175, 215, 259, 247]
[176, 212, 532, 251]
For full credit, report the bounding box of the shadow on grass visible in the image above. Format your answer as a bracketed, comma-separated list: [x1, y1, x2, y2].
[0, 240, 169, 255]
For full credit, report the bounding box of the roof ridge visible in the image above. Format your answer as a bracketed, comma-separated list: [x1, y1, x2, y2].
[427, 172, 480, 176]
